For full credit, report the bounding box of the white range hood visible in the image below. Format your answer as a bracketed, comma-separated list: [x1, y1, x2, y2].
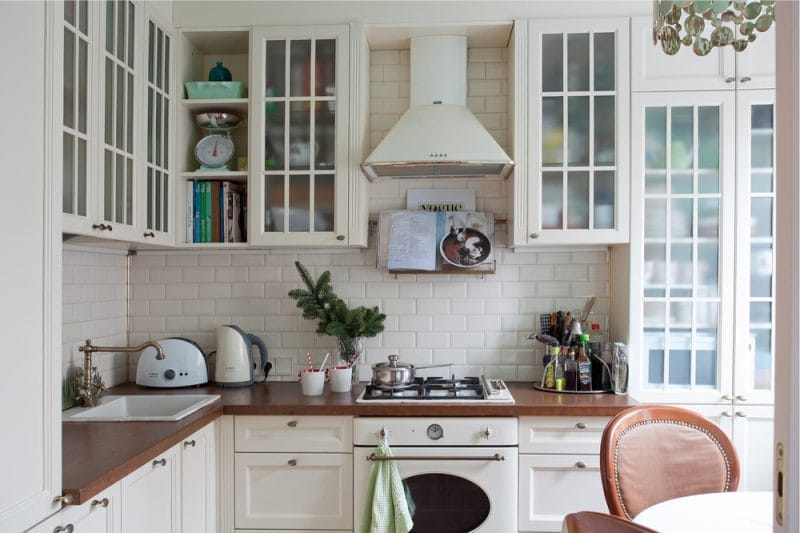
[361, 35, 514, 181]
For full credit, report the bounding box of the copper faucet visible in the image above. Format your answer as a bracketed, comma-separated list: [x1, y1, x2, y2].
[76, 339, 165, 406]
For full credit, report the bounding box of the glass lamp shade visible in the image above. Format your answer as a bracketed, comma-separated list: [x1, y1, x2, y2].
[652, 0, 775, 56]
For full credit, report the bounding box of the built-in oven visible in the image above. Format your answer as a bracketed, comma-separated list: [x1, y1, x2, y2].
[354, 417, 518, 532]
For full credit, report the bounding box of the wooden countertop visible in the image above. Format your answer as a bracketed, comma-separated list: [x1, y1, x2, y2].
[63, 382, 635, 503]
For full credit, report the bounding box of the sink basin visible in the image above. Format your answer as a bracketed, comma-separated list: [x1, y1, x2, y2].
[63, 394, 220, 422]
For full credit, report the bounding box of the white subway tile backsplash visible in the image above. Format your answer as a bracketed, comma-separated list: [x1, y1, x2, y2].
[451, 332, 483, 348]
[398, 315, 432, 332]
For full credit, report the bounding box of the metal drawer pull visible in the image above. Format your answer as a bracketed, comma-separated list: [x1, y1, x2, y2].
[367, 453, 505, 462]
[736, 395, 748, 402]
[287, 420, 298, 427]
[336, 235, 345, 241]
[54, 525, 74, 533]
[575, 461, 587, 469]
[143, 231, 155, 238]
[53, 494, 74, 506]
[91, 497, 109, 508]
[740, 76, 752, 83]
[152, 458, 167, 467]
[725, 77, 736, 83]
[184, 440, 196, 448]
[735, 411, 748, 418]
[288, 459, 298, 466]
[575, 422, 587, 429]
[722, 411, 733, 417]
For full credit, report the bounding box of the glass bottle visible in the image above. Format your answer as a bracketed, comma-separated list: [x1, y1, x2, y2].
[577, 335, 593, 391]
[565, 347, 578, 391]
[555, 346, 567, 391]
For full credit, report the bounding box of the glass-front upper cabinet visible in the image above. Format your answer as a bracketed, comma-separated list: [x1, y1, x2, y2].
[735, 91, 776, 404]
[141, 13, 175, 244]
[60, 0, 144, 241]
[526, 18, 629, 245]
[630, 92, 737, 404]
[250, 26, 349, 246]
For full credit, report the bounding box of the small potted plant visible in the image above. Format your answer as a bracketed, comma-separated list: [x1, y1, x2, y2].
[288, 261, 385, 382]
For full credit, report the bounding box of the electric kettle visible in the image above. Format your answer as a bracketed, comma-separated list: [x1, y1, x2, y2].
[214, 325, 271, 387]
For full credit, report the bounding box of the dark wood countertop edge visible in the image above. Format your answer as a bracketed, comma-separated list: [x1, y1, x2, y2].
[64, 406, 223, 505]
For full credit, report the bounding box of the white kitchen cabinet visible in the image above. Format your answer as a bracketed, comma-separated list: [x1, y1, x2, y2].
[27, 484, 121, 533]
[60, 0, 146, 241]
[141, 9, 177, 245]
[231, 415, 353, 531]
[249, 25, 353, 247]
[181, 421, 217, 533]
[119, 445, 180, 533]
[682, 404, 774, 492]
[0, 3, 61, 531]
[518, 417, 610, 532]
[516, 17, 629, 246]
[631, 16, 775, 92]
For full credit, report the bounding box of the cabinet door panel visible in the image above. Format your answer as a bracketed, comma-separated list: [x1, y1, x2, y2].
[251, 25, 349, 247]
[120, 446, 179, 533]
[235, 415, 352, 453]
[518, 454, 606, 532]
[526, 18, 629, 245]
[182, 422, 216, 533]
[234, 453, 353, 530]
[732, 405, 774, 491]
[631, 16, 734, 92]
[735, 25, 775, 90]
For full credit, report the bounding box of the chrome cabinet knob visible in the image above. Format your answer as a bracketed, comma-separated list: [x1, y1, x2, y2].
[530, 233, 539, 239]
[184, 440, 196, 448]
[725, 77, 736, 83]
[575, 422, 587, 429]
[482, 427, 495, 440]
[54, 525, 74, 533]
[735, 411, 748, 418]
[91, 497, 109, 508]
[575, 461, 586, 469]
[152, 458, 167, 467]
[740, 76, 752, 83]
[736, 395, 748, 402]
[143, 231, 155, 238]
[722, 394, 733, 401]
[288, 459, 297, 466]
[336, 235, 345, 241]
[721, 411, 733, 417]
[287, 420, 298, 427]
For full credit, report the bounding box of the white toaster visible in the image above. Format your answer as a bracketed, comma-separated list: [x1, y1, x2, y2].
[136, 337, 209, 388]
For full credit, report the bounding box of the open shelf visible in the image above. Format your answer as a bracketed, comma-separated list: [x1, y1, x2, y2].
[180, 170, 248, 182]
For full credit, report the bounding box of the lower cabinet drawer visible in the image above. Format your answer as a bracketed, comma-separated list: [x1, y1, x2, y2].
[518, 454, 608, 532]
[518, 416, 611, 454]
[234, 453, 353, 530]
[235, 416, 353, 453]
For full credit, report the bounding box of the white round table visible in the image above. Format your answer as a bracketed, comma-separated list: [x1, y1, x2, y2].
[634, 491, 773, 533]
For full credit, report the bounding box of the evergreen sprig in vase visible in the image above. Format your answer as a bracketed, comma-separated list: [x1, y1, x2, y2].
[288, 261, 385, 384]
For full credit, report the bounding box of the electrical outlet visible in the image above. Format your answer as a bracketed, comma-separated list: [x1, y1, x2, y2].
[270, 355, 294, 376]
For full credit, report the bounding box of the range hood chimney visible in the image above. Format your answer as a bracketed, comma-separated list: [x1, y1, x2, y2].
[361, 35, 514, 181]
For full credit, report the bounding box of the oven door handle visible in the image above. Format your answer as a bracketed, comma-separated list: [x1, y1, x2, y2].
[366, 453, 505, 462]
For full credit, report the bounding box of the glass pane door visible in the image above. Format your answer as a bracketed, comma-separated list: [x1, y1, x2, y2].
[403, 474, 490, 532]
[263, 37, 336, 234]
[145, 18, 171, 235]
[641, 103, 723, 391]
[62, 0, 91, 217]
[737, 95, 776, 401]
[101, 0, 137, 227]
[539, 30, 617, 230]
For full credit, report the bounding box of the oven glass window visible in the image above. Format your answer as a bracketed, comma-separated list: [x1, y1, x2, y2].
[403, 474, 490, 532]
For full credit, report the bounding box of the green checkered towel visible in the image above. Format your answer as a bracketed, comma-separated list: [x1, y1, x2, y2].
[360, 442, 414, 533]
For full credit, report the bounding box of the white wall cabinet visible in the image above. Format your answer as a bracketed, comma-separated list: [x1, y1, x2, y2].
[231, 416, 353, 531]
[631, 16, 775, 92]
[518, 416, 610, 532]
[514, 17, 630, 246]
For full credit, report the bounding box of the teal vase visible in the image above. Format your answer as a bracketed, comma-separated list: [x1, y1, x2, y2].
[208, 61, 232, 82]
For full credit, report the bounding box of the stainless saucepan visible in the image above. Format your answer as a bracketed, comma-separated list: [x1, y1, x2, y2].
[371, 354, 453, 388]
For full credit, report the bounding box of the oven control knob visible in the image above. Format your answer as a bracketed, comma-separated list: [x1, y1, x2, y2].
[481, 426, 495, 440]
[426, 424, 444, 440]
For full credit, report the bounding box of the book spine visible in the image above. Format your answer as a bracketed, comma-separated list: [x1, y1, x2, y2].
[210, 181, 221, 243]
[186, 180, 194, 243]
[204, 181, 212, 243]
[222, 182, 231, 243]
[220, 182, 227, 242]
[198, 182, 207, 243]
[192, 181, 201, 243]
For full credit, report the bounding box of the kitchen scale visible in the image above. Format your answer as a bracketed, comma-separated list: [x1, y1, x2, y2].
[194, 112, 240, 171]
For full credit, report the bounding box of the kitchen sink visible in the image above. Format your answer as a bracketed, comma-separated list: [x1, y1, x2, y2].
[62, 394, 220, 422]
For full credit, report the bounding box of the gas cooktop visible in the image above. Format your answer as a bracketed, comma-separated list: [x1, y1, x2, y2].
[356, 376, 514, 404]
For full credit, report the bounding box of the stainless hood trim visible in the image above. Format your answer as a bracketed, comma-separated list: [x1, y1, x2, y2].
[360, 160, 514, 181]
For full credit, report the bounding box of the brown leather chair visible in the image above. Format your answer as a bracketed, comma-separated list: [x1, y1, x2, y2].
[600, 405, 740, 520]
[563, 511, 659, 533]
